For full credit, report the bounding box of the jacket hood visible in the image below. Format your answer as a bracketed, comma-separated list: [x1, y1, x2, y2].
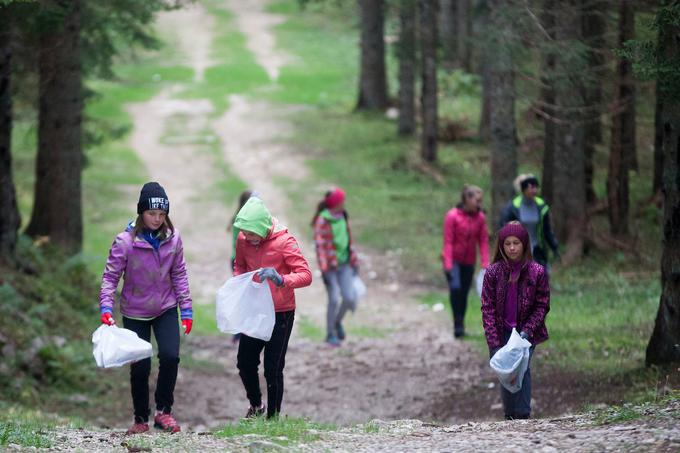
[234, 197, 274, 238]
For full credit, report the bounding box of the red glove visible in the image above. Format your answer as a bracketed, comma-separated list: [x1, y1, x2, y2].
[101, 312, 115, 325]
[182, 319, 192, 335]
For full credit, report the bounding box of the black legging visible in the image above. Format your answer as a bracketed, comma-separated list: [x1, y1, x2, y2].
[445, 264, 475, 328]
[237, 310, 295, 418]
[123, 308, 180, 422]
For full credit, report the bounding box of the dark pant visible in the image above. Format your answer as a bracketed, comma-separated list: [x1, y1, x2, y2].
[445, 264, 475, 332]
[123, 308, 180, 423]
[499, 328, 534, 419]
[237, 310, 295, 418]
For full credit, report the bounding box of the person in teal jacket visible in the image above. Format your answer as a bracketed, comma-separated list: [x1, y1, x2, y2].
[499, 175, 559, 268]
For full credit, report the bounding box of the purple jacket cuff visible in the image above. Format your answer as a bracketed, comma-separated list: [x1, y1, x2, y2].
[100, 306, 113, 316]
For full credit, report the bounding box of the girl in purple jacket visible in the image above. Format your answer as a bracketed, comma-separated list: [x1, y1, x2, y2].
[99, 182, 193, 435]
[481, 221, 550, 420]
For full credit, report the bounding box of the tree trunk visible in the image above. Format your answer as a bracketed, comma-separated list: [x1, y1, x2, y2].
[439, 0, 457, 71]
[582, 0, 606, 205]
[646, 8, 680, 367]
[398, 0, 416, 135]
[540, 0, 556, 205]
[607, 0, 635, 237]
[478, 1, 491, 142]
[653, 83, 663, 195]
[356, 0, 389, 111]
[419, 0, 438, 162]
[552, 0, 586, 263]
[487, 0, 517, 226]
[456, 0, 472, 72]
[26, 0, 83, 254]
[0, 17, 21, 264]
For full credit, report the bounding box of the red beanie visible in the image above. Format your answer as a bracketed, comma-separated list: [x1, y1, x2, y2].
[325, 188, 346, 209]
[498, 222, 530, 251]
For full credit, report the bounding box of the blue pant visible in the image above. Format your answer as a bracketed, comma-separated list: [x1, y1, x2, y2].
[324, 263, 357, 338]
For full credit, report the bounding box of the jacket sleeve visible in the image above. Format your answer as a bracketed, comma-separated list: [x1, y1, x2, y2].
[479, 215, 490, 268]
[498, 201, 515, 229]
[542, 211, 560, 254]
[281, 235, 313, 289]
[441, 211, 455, 271]
[522, 267, 550, 338]
[313, 218, 330, 273]
[480, 268, 502, 351]
[99, 234, 130, 314]
[233, 233, 248, 276]
[170, 234, 193, 312]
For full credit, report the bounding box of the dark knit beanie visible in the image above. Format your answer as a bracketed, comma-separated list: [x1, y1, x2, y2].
[520, 176, 540, 192]
[498, 222, 530, 252]
[137, 182, 169, 214]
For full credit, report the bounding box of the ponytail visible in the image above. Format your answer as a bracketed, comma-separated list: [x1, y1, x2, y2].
[311, 191, 332, 226]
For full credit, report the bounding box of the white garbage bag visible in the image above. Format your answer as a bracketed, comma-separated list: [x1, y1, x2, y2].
[489, 328, 532, 393]
[215, 270, 275, 341]
[92, 324, 153, 368]
[476, 268, 486, 297]
[353, 275, 367, 300]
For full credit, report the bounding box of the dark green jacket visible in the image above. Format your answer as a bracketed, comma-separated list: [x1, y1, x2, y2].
[499, 196, 559, 261]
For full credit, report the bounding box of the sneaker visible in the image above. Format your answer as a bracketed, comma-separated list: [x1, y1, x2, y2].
[154, 412, 181, 433]
[326, 335, 341, 347]
[245, 403, 266, 419]
[335, 322, 346, 341]
[126, 421, 149, 435]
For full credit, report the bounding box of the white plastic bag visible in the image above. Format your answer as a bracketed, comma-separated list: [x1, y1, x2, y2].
[489, 328, 531, 393]
[92, 325, 153, 368]
[215, 270, 275, 341]
[353, 275, 367, 300]
[476, 268, 486, 297]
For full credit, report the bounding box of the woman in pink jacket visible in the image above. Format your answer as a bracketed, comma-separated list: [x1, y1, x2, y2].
[441, 185, 489, 338]
[233, 197, 312, 419]
[99, 182, 192, 435]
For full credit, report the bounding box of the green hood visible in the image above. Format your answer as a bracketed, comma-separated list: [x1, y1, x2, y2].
[233, 197, 273, 238]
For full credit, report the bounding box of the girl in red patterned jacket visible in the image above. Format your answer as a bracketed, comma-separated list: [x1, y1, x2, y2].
[311, 188, 359, 347]
[481, 221, 550, 420]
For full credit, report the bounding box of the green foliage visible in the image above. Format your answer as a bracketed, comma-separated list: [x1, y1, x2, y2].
[620, 1, 680, 101]
[0, 237, 101, 405]
[590, 390, 680, 425]
[215, 417, 335, 446]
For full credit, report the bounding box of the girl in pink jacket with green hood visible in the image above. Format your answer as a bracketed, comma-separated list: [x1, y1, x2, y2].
[233, 197, 312, 419]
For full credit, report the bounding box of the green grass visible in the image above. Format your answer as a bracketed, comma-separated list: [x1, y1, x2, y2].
[0, 384, 91, 448]
[590, 390, 680, 425]
[297, 314, 325, 341]
[178, 0, 269, 114]
[215, 417, 335, 446]
[192, 302, 221, 336]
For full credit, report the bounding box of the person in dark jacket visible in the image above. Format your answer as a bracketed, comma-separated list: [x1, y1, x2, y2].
[499, 175, 559, 268]
[481, 221, 550, 420]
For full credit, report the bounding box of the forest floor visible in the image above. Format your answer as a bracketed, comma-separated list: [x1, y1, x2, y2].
[28, 0, 680, 451]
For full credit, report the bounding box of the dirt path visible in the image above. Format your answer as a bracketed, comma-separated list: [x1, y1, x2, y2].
[116, 0, 579, 436]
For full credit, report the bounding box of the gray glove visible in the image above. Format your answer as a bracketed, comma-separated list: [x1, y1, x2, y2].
[258, 267, 283, 287]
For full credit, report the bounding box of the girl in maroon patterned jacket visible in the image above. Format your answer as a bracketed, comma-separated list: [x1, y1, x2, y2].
[311, 187, 359, 347]
[481, 221, 550, 420]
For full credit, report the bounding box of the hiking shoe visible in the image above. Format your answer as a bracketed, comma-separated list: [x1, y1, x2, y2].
[154, 412, 181, 433]
[126, 422, 149, 435]
[245, 403, 266, 419]
[326, 335, 341, 347]
[335, 322, 346, 340]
